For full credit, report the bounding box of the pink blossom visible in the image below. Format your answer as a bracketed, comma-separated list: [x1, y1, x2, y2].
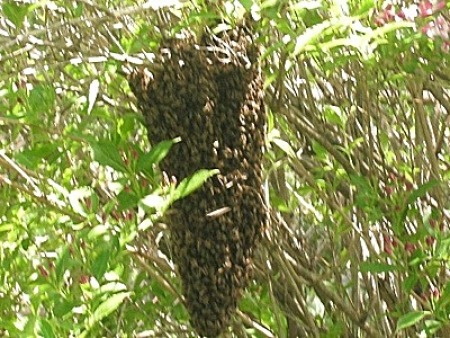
[435, 15, 449, 39]
[422, 22, 435, 37]
[419, 0, 434, 17]
[383, 4, 396, 22]
[435, 0, 446, 11]
[397, 9, 406, 19]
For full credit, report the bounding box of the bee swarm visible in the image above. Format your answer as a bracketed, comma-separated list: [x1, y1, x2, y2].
[129, 23, 267, 337]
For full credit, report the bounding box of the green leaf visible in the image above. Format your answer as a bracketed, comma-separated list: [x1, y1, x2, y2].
[140, 194, 165, 210]
[39, 319, 56, 338]
[406, 180, 439, 205]
[15, 143, 61, 169]
[118, 114, 137, 139]
[396, 311, 430, 332]
[436, 282, 450, 309]
[68, 187, 91, 217]
[272, 138, 297, 158]
[239, 0, 253, 11]
[23, 315, 37, 337]
[270, 193, 290, 213]
[53, 298, 74, 318]
[312, 141, 328, 160]
[92, 249, 110, 280]
[55, 247, 70, 285]
[91, 141, 127, 173]
[261, 0, 278, 9]
[137, 138, 180, 174]
[350, 175, 372, 191]
[360, 262, 398, 273]
[85, 292, 131, 331]
[88, 224, 109, 240]
[366, 21, 415, 43]
[117, 191, 139, 211]
[424, 320, 442, 335]
[324, 105, 345, 127]
[172, 169, 219, 202]
[3, 3, 30, 29]
[352, 0, 375, 16]
[403, 275, 418, 294]
[94, 282, 127, 296]
[28, 85, 56, 115]
[398, 180, 440, 227]
[293, 17, 354, 56]
[290, 1, 322, 10]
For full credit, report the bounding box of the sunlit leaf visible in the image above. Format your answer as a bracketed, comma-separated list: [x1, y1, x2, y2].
[87, 292, 131, 328]
[294, 17, 354, 55]
[94, 282, 127, 296]
[172, 169, 219, 202]
[352, 0, 376, 16]
[324, 105, 345, 126]
[261, 0, 278, 9]
[68, 187, 91, 216]
[137, 138, 181, 174]
[88, 225, 109, 240]
[140, 194, 165, 210]
[118, 114, 137, 139]
[272, 138, 297, 158]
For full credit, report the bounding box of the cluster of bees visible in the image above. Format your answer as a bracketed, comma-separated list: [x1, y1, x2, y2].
[129, 22, 267, 337]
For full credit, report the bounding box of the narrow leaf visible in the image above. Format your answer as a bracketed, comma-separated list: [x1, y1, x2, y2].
[360, 262, 398, 273]
[396, 311, 429, 332]
[406, 180, 439, 205]
[293, 17, 354, 55]
[137, 138, 181, 173]
[88, 225, 109, 240]
[172, 169, 219, 202]
[81, 292, 131, 337]
[398, 180, 440, 227]
[272, 138, 297, 158]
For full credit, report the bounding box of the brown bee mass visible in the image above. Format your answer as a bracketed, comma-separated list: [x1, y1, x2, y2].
[129, 23, 267, 337]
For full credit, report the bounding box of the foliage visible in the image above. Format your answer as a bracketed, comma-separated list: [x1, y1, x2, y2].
[1, 0, 449, 337]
